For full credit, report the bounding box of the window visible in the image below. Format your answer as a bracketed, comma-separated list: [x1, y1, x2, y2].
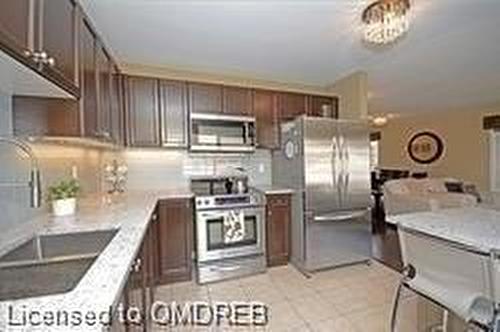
[490, 130, 500, 192]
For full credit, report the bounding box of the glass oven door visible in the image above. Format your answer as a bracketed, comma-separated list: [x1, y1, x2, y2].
[196, 207, 264, 262]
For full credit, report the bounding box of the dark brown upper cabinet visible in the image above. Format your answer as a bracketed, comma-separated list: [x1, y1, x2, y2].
[96, 43, 112, 141]
[39, 0, 77, 91]
[188, 82, 222, 114]
[125, 76, 160, 147]
[279, 92, 308, 121]
[0, 0, 33, 58]
[0, 0, 79, 98]
[80, 17, 98, 138]
[223, 86, 253, 116]
[110, 65, 124, 145]
[159, 80, 188, 147]
[253, 89, 280, 149]
[308, 95, 339, 118]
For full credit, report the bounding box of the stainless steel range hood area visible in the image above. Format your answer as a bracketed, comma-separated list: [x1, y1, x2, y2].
[189, 113, 256, 153]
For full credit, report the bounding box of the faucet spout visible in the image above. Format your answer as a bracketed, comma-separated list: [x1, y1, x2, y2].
[0, 137, 42, 208]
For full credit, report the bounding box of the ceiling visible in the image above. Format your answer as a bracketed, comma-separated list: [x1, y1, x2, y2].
[81, 0, 500, 115]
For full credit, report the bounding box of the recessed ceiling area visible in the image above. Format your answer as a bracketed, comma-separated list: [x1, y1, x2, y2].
[81, 0, 500, 115]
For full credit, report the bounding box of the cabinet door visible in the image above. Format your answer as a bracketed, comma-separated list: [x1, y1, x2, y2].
[128, 244, 147, 331]
[266, 195, 291, 267]
[125, 76, 160, 147]
[39, 0, 76, 87]
[110, 65, 124, 145]
[159, 80, 188, 147]
[308, 95, 338, 118]
[80, 18, 98, 138]
[253, 89, 280, 149]
[96, 44, 112, 140]
[0, 0, 33, 58]
[157, 199, 193, 284]
[223, 86, 253, 115]
[279, 92, 308, 120]
[188, 82, 222, 114]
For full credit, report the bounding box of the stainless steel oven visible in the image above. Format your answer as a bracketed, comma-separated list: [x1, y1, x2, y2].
[192, 175, 266, 284]
[196, 206, 265, 263]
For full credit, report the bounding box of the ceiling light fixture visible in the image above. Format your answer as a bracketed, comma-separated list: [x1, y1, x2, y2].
[372, 116, 389, 127]
[362, 0, 411, 45]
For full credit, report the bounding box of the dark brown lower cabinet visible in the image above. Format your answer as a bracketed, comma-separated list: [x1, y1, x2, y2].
[157, 198, 193, 284]
[111, 209, 158, 332]
[266, 194, 292, 267]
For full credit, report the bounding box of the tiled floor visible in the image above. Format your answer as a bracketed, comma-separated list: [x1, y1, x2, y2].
[151, 261, 457, 332]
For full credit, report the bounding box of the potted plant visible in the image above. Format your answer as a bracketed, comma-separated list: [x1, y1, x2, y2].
[48, 179, 81, 217]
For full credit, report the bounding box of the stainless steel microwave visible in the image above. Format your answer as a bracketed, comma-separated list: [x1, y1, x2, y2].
[189, 113, 256, 153]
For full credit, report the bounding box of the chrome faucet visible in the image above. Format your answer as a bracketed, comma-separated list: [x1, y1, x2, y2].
[0, 137, 42, 208]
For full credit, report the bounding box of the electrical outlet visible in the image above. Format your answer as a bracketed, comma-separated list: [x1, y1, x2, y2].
[71, 165, 78, 179]
[258, 163, 265, 173]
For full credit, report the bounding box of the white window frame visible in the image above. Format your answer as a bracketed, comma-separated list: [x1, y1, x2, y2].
[490, 130, 500, 192]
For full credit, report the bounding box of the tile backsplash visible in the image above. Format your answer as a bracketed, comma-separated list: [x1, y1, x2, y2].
[0, 143, 110, 239]
[122, 148, 272, 190]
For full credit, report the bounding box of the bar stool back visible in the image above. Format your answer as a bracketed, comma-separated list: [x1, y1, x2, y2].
[391, 226, 496, 331]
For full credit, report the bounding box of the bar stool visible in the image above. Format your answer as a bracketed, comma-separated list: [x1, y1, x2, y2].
[391, 226, 498, 331]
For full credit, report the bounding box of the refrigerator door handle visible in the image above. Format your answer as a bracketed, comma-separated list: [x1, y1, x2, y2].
[343, 135, 350, 202]
[337, 134, 344, 206]
[331, 135, 338, 189]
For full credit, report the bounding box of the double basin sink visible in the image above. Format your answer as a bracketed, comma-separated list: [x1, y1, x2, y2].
[0, 229, 118, 301]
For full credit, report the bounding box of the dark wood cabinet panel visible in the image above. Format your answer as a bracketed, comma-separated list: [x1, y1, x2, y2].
[223, 86, 253, 115]
[308, 95, 338, 118]
[266, 194, 291, 267]
[80, 18, 98, 138]
[159, 80, 188, 147]
[157, 199, 193, 284]
[96, 44, 112, 140]
[253, 89, 280, 149]
[0, 0, 32, 59]
[110, 65, 124, 145]
[189, 82, 222, 114]
[279, 92, 308, 121]
[40, 0, 76, 87]
[125, 76, 160, 147]
[13, 96, 80, 137]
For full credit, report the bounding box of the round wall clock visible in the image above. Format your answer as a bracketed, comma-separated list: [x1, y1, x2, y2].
[407, 131, 444, 164]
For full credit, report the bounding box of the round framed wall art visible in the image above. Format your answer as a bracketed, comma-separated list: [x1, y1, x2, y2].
[407, 131, 444, 164]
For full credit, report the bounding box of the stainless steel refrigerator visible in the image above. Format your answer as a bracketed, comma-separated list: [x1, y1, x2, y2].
[272, 116, 372, 273]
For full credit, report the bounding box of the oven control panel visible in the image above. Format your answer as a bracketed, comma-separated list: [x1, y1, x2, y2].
[195, 194, 263, 210]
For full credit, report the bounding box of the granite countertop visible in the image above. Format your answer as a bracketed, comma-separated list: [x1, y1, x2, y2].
[0, 188, 193, 332]
[387, 207, 500, 253]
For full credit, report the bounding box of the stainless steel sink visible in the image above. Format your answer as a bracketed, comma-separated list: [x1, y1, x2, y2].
[0, 229, 118, 301]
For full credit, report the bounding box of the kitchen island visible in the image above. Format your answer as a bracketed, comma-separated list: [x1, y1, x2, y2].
[0, 189, 193, 332]
[387, 207, 500, 254]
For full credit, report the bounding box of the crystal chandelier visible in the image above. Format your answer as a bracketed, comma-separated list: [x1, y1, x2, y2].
[362, 0, 411, 45]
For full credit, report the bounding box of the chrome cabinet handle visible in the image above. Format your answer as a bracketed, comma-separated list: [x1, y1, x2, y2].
[133, 258, 142, 272]
[30, 51, 56, 67]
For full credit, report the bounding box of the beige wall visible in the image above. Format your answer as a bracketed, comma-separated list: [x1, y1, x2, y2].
[378, 107, 500, 190]
[327, 71, 368, 120]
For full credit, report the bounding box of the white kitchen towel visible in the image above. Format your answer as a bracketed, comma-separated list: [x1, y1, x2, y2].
[224, 210, 245, 243]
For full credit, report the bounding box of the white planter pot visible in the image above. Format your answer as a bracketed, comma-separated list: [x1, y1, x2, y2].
[52, 198, 77, 217]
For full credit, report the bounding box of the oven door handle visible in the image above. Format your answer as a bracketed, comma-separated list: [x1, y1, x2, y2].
[209, 265, 241, 272]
